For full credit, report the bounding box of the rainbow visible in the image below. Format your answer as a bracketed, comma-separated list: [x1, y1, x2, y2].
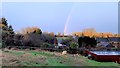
[64, 3, 77, 35]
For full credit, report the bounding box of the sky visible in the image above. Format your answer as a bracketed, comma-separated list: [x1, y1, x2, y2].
[1, 0, 119, 2]
[1, 2, 118, 34]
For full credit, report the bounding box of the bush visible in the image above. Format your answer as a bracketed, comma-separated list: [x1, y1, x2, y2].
[78, 36, 97, 48]
[60, 37, 73, 46]
[22, 33, 57, 48]
[68, 42, 79, 54]
[23, 33, 43, 47]
[14, 34, 24, 46]
[42, 34, 57, 44]
[41, 43, 54, 49]
[69, 42, 79, 49]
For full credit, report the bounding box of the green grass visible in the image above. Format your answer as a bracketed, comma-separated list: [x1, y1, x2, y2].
[29, 51, 73, 66]
[25, 51, 75, 66]
[87, 60, 119, 66]
[21, 61, 42, 66]
[79, 56, 120, 67]
[29, 51, 53, 57]
[8, 50, 25, 56]
[4, 50, 120, 67]
[46, 58, 66, 66]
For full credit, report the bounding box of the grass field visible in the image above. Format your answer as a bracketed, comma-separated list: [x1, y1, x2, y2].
[1, 49, 120, 68]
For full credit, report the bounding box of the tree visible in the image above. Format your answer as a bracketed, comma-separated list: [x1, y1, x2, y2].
[68, 42, 79, 54]
[23, 33, 43, 47]
[42, 33, 56, 44]
[35, 28, 42, 34]
[21, 27, 42, 34]
[8, 25, 15, 36]
[1, 17, 8, 26]
[69, 42, 79, 49]
[78, 36, 97, 49]
[82, 28, 96, 33]
[49, 32, 54, 36]
[13, 34, 24, 47]
[82, 28, 96, 37]
[60, 37, 73, 46]
[22, 32, 57, 48]
[0, 18, 15, 48]
[58, 32, 61, 37]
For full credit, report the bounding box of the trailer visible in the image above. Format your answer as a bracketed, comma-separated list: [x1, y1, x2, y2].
[85, 50, 120, 64]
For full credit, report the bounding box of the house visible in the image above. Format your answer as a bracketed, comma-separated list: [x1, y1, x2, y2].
[108, 37, 120, 43]
[56, 38, 68, 50]
[95, 37, 114, 50]
[95, 37, 108, 42]
[108, 37, 120, 48]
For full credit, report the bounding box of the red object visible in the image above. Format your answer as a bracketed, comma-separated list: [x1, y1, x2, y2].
[84, 50, 120, 64]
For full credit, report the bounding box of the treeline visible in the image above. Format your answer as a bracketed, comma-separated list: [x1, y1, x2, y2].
[0, 18, 58, 49]
[1, 18, 118, 53]
[72, 28, 120, 37]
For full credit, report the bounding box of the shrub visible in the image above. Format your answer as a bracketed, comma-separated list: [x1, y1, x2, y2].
[78, 36, 97, 48]
[68, 42, 79, 54]
[69, 42, 79, 49]
[22, 33, 57, 48]
[42, 43, 55, 48]
[60, 37, 73, 46]
[23, 33, 43, 47]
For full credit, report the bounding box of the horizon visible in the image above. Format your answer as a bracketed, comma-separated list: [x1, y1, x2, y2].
[2, 2, 118, 34]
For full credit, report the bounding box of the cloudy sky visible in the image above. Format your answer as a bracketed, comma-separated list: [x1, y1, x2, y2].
[2, 2, 118, 34]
